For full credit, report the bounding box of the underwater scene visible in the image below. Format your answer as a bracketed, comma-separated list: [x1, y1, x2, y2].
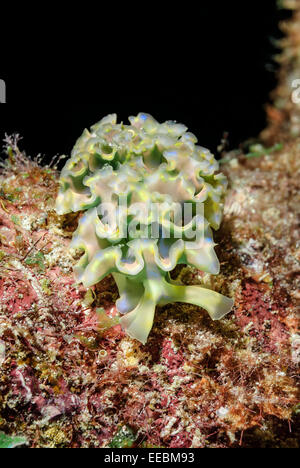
[0, 0, 299, 452]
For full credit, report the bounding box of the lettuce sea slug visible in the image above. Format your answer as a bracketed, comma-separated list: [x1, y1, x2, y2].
[56, 113, 233, 344]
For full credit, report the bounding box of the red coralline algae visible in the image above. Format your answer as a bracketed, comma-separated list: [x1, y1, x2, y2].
[235, 280, 290, 353]
[161, 339, 186, 382]
[0, 278, 38, 315]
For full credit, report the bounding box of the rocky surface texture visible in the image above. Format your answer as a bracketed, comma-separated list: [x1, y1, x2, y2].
[0, 2, 299, 449]
[0, 133, 298, 449]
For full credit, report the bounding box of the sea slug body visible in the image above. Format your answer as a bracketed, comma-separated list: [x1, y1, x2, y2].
[56, 113, 233, 344]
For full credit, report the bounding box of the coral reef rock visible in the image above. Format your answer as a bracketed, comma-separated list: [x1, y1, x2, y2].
[0, 134, 298, 448]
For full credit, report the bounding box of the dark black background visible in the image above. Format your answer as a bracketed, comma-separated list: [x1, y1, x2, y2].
[0, 1, 290, 163]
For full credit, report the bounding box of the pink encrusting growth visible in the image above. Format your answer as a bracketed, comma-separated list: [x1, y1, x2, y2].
[0, 136, 298, 447]
[235, 281, 290, 354]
